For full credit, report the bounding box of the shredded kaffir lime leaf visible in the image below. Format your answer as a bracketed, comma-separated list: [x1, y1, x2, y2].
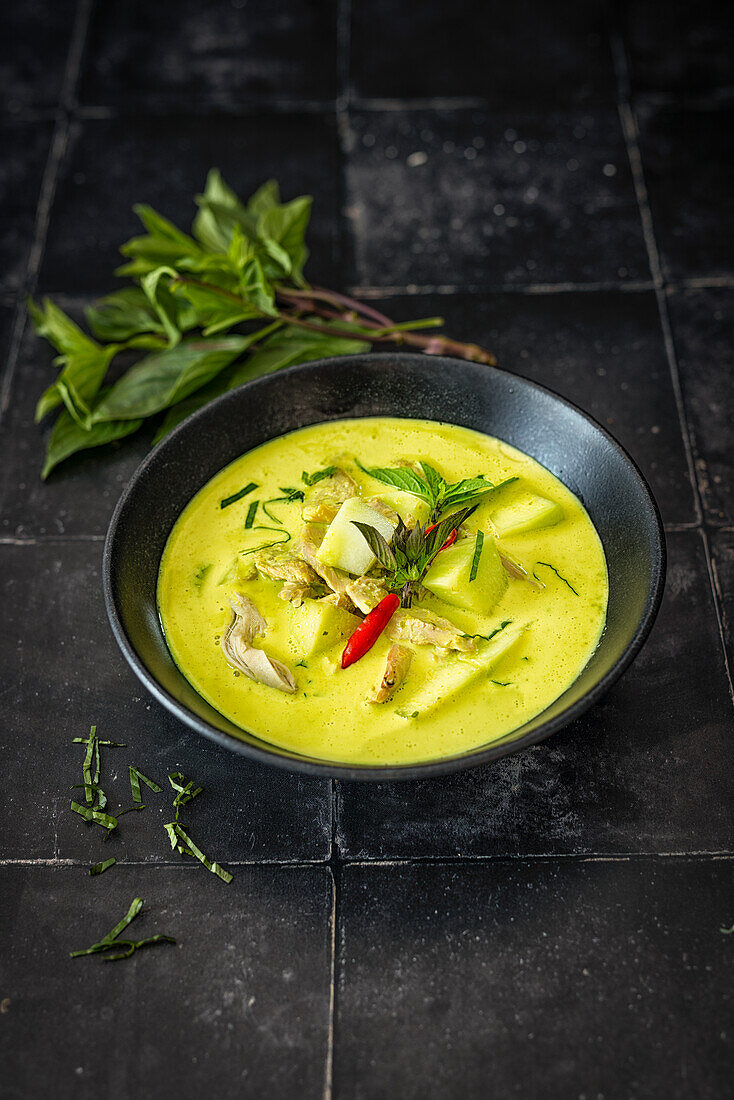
[89, 857, 116, 876]
[71, 726, 126, 829]
[532, 561, 579, 596]
[220, 482, 258, 509]
[164, 822, 233, 884]
[71, 801, 118, 831]
[168, 772, 203, 820]
[129, 765, 163, 803]
[70, 896, 175, 961]
[469, 531, 484, 582]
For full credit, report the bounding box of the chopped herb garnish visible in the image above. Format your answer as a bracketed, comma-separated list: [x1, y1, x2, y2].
[295, 660, 308, 668]
[220, 482, 258, 509]
[244, 500, 259, 528]
[70, 896, 175, 961]
[193, 563, 212, 590]
[721, 924, 734, 934]
[262, 486, 305, 523]
[89, 857, 116, 877]
[469, 531, 484, 582]
[71, 802, 118, 830]
[532, 561, 579, 596]
[489, 680, 511, 686]
[168, 772, 203, 820]
[164, 822, 233, 884]
[302, 466, 337, 487]
[462, 619, 512, 643]
[116, 804, 146, 817]
[129, 765, 163, 803]
[71, 726, 126, 829]
[395, 708, 420, 718]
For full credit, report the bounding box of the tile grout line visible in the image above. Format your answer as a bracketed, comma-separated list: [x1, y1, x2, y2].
[611, 33, 704, 531]
[0, 0, 92, 424]
[700, 528, 734, 705]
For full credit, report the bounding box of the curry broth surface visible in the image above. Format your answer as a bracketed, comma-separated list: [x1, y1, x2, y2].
[158, 418, 608, 765]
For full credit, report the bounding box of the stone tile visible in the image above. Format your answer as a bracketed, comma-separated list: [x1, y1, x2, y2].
[336, 859, 734, 1100]
[0, 119, 54, 291]
[345, 107, 649, 287]
[1, 0, 76, 113]
[349, 0, 616, 104]
[710, 529, 734, 674]
[79, 0, 338, 108]
[668, 288, 734, 524]
[336, 532, 734, 857]
[637, 102, 734, 282]
[624, 1, 734, 94]
[369, 288, 695, 526]
[0, 864, 331, 1099]
[0, 542, 331, 861]
[39, 112, 343, 295]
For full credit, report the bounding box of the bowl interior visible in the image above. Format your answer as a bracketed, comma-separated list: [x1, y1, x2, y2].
[104, 354, 665, 778]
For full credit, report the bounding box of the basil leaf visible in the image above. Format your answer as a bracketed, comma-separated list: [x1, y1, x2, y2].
[356, 460, 432, 501]
[117, 204, 205, 277]
[424, 505, 478, 563]
[227, 326, 367, 389]
[246, 178, 281, 219]
[141, 266, 182, 347]
[29, 298, 120, 423]
[92, 337, 249, 422]
[238, 256, 277, 317]
[193, 168, 256, 252]
[418, 461, 444, 498]
[257, 195, 312, 286]
[42, 404, 143, 478]
[351, 521, 397, 569]
[86, 288, 166, 342]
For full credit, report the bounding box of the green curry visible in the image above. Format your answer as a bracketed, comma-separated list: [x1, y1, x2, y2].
[158, 417, 608, 765]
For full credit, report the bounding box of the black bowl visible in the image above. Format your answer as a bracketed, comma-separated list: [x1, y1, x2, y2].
[103, 353, 665, 779]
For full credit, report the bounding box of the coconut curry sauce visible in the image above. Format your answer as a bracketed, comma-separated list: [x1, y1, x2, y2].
[157, 418, 608, 765]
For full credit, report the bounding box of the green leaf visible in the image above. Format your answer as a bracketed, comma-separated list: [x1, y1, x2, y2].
[70, 897, 144, 956]
[29, 298, 120, 423]
[117, 204, 206, 277]
[42, 403, 143, 478]
[165, 822, 233, 883]
[86, 288, 166, 342]
[193, 168, 256, 252]
[141, 266, 182, 347]
[302, 466, 338, 486]
[469, 531, 484, 582]
[238, 257, 277, 317]
[227, 324, 368, 389]
[418, 461, 445, 499]
[351, 521, 397, 570]
[168, 771, 203, 820]
[257, 195, 312, 286]
[356, 460, 432, 501]
[129, 765, 163, 803]
[246, 178, 281, 219]
[70, 801, 118, 831]
[92, 336, 250, 422]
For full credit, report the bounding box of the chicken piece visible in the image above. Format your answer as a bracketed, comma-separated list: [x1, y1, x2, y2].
[346, 575, 388, 614]
[366, 497, 400, 526]
[222, 593, 296, 693]
[254, 549, 321, 587]
[278, 582, 316, 607]
[386, 609, 475, 652]
[295, 524, 353, 597]
[301, 499, 341, 524]
[318, 467, 358, 503]
[368, 644, 412, 703]
[321, 590, 358, 613]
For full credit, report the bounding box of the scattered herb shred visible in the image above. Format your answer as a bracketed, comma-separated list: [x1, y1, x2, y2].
[220, 482, 258, 510]
[168, 772, 203, 820]
[533, 561, 579, 596]
[89, 857, 116, 877]
[129, 765, 163, 803]
[302, 466, 337, 487]
[244, 500, 259, 529]
[70, 896, 175, 961]
[164, 822, 233, 884]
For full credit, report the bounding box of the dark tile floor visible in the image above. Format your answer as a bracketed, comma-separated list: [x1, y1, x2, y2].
[1, 2, 732, 1099]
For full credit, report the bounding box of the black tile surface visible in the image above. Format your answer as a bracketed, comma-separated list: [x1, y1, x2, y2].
[636, 102, 734, 282]
[0, 300, 154, 536]
[336, 531, 734, 858]
[345, 108, 649, 287]
[368, 289, 697, 526]
[710, 530, 734, 673]
[79, 0, 338, 108]
[349, 0, 616, 104]
[2, 0, 77, 114]
[624, 0, 734, 95]
[336, 860, 734, 1100]
[0, 864, 332, 1099]
[0, 119, 54, 291]
[668, 288, 734, 525]
[0, 541, 331, 861]
[39, 112, 342, 295]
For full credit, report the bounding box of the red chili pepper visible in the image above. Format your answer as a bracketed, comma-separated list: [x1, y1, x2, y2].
[341, 593, 400, 669]
[425, 522, 458, 553]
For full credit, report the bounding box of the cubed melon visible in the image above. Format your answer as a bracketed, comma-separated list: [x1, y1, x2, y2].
[490, 493, 563, 538]
[401, 622, 528, 716]
[290, 598, 361, 659]
[316, 497, 395, 576]
[423, 532, 507, 616]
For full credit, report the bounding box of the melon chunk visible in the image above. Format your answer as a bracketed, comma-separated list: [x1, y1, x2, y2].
[490, 493, 563, 538]
[290, 598, 361, 659]
[402, 622, 528, 716]
[424, 532, 507, 616]
[316, 497, 396, 576]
